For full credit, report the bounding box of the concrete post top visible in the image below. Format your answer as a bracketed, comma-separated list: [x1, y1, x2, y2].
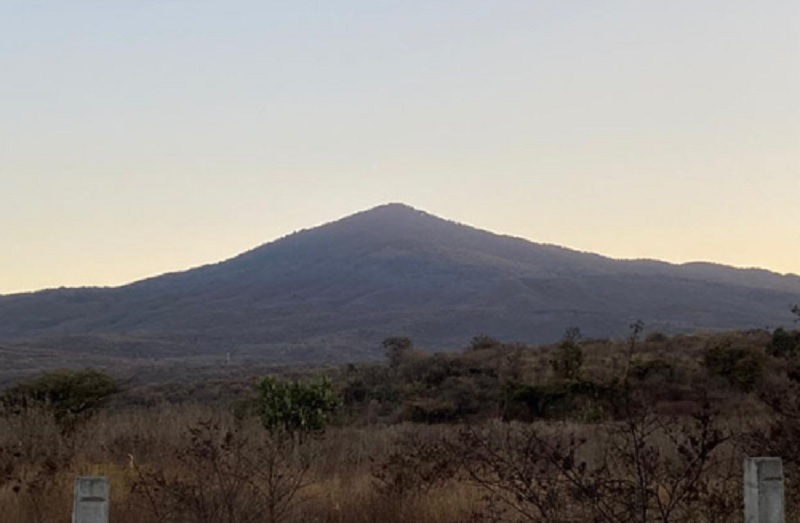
[745, 458, 784, 478]
[74, 477, 110, 498]
[746, 458, 784, 464]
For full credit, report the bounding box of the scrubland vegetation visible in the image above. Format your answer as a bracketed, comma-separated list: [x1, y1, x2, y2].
[2, 319, 800, 522]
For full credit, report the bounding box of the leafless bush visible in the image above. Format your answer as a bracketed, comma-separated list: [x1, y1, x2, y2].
[453, 401, 739, 523]
[371, 429, 458, 500]
[131, 418, 311, 523]
[0, 405, 76, 523]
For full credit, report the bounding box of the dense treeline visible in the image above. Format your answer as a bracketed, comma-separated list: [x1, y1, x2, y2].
[2, 320, 800, 522]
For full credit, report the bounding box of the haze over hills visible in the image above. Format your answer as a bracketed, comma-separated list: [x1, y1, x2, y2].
[1, 203, 798, 363]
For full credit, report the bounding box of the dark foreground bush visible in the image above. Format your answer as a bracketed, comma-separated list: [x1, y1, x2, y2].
[702, 341, 764, 392]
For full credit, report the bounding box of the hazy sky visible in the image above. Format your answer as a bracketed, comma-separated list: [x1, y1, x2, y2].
[1, 0, 798, 294]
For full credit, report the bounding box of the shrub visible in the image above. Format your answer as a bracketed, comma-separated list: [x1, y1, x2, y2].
[257, 376, 339, 439]
[0, 369, 117, 431]
[131, 419, 311, 523]
[402, 398, 459, 424]
[645, 331, 668, 343]
[468, 335, 501, 351]
[371, 430, 458, 501]
[456, 405, 737, 522]
[630, 358, 674, 381]
[551, 327, 583, 380]
[383, 337, 414, 367]
[766, 327, 800, 358]
[503, 380, 618, 421]
[702, 341, 764, 392]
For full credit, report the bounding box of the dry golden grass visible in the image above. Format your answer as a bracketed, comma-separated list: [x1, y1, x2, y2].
[0, 328, 796, 522]
[0, 405, 754, 522]
[0, 406, 487, 523]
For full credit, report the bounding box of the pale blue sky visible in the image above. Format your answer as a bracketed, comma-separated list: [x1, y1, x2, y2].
[1, 0, 798, 294]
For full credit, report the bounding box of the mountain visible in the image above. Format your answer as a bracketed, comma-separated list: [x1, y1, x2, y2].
[0, 203, 798, 362]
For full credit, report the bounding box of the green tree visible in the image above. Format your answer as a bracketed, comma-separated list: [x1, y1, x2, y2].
[0, 369, 117, 431]
[469, 335, 501, 351]
[383, 336, 414, 367]
[766, 327, 800, 358]
[257, 376, 339, 439]
[702, 341, 764, 392]
[552, 327, 583, 381]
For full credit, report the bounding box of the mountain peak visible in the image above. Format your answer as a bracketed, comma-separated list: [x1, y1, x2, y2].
[368, 202, 419, 212]
[352, 202, 430, 220]
[327, 202, 445, 236]
[2, 203, 798, 363]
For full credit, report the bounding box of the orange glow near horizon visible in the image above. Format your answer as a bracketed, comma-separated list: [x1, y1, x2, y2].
[1, 1, 798, 294]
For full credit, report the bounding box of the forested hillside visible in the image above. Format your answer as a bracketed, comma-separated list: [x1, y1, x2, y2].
[0, 204, 797, 362]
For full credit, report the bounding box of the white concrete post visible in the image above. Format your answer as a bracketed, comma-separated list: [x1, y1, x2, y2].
[72, 476, 110, 523]
[744, 457, 785, 523]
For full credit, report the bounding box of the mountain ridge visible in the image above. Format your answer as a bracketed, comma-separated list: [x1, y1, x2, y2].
[0, 203, 797, 362]
[4, 203, 797, 295]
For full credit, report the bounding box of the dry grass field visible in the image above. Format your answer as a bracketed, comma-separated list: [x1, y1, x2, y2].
[2, 327, 800, 522]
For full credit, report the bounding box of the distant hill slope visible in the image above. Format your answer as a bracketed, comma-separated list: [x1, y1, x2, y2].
[1, 203, 798, 362]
